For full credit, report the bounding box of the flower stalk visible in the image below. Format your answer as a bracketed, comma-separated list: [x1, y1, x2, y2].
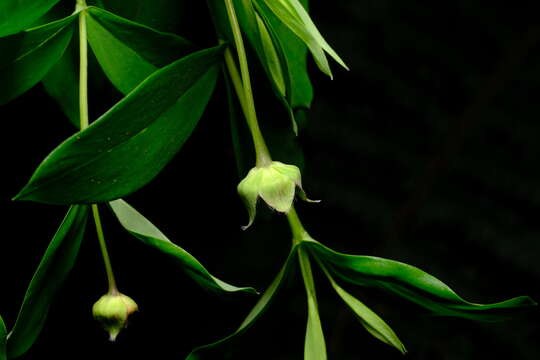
[77, 0, 118, 295]
[223, 0, 272, 167]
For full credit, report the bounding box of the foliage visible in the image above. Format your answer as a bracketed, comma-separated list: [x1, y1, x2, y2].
[0, 0, 537, 359]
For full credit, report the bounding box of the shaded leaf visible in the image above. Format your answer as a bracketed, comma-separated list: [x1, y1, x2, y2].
[186, 246, 299, 359]
[109, 199, 256, 295]
[0, 315, 5, 360]
[98, 0, 186, 33]
[15, 45, 224, 205]
[307, 239, 536, 321]
[42, 40, 80, 127]
[319, 262, 406, 354]
[86, 6, 192, 94]
[6, 205, 89, 359]
[0, 0, 62, 37]
[0, 15, 76, 105]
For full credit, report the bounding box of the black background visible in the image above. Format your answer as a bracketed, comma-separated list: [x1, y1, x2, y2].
[1, 0, 539, 359]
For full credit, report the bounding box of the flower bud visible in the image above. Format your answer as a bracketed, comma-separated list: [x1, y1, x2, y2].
[237, 161, 318, 229]
[92, 292, 138, 341]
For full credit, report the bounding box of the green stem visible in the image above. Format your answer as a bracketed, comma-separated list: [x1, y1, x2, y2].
[287, 205, 319, 306]
[298, 246, 318, 305]
[92, 204, 118, 294]
[287, 206, 308, 244]
[77, 2, 89, 129]
[224, 0, 272, 167]
[224, 47, 249, 121]
[78, 1, 118, 294]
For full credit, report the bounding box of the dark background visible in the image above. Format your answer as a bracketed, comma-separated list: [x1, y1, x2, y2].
[1, 0, 539, 359]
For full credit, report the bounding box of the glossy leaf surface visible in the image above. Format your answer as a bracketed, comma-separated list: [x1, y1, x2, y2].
[109, 199, 256, 295]
[0, 15, 76, 105]
[0, 315, 5, 360]
[0, 0, 62, 37]
[6, 205, 89, 358]
[186, 247, 298, 359]
[86, 6, 192, 94]
[15, 46, 224, 205]
[320, 264, 406, 354]
[308, 240, 536, 321]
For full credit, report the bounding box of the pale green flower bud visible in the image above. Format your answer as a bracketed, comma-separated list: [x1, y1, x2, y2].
[237, 161, 318, 229]
[92, 292, 138, 341]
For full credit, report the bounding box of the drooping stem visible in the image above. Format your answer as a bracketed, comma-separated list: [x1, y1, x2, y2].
[224, 0, 272, 167]
[92, 204, 118, 294]
[224, 47, 249, 121]
[78, 0, 118, 294]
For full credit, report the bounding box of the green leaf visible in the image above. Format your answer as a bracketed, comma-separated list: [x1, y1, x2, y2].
[307, 240, 537, 321]
[298, 248, 326, 360]
[186, 246, 299, 359]
[0, 15, 76, 105]
[319, 262, 406, 354]
[98, 0, 186, 33]
[86, 6, 192, 95]
[14, 45, 224, 205]
[6, 205, 89, 359]
[109, 199, 255, 295]
[254, 10, 286, 97]
[42, 40, 80, 127]
[256, 0, 348, 78]
[0, 315, 6, 360]
[0, 0, 62, 37]
[209, 1, 292, 123]
[255, 0, 313, 110]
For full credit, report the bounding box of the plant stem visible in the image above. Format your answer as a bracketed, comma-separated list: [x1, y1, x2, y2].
[78, 1, 118, 294]
[77, 0, 89, 129]
[287, 206, 308, 244]
[224, 47, 249, 121]
[224, 0, 272, 167]
[92, 204, 118, 294]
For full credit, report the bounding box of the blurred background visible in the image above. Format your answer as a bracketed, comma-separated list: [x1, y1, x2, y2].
[0, 0, 539, 359]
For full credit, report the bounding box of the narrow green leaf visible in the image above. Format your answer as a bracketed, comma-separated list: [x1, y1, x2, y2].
[255, 0, 313, 111]
[257, 0, 348, 78]
[298, 248, 326, 360]
[0, 315, 6, 360]
[307, 240, 537, 321]
[0, 0, 62, 37]
[6, 205, 89, 359]
[14, 45, 224, 205]
[209, 1, 291, 116]
[305, 297, 326, 360]
[319, 262, 406, 354]
[186, 246, 299, 359]
[109, 199, 255, 295]
[255, 11, 286, 96]
[86, 6, 192, 94]
[0, 15, 76, 105]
